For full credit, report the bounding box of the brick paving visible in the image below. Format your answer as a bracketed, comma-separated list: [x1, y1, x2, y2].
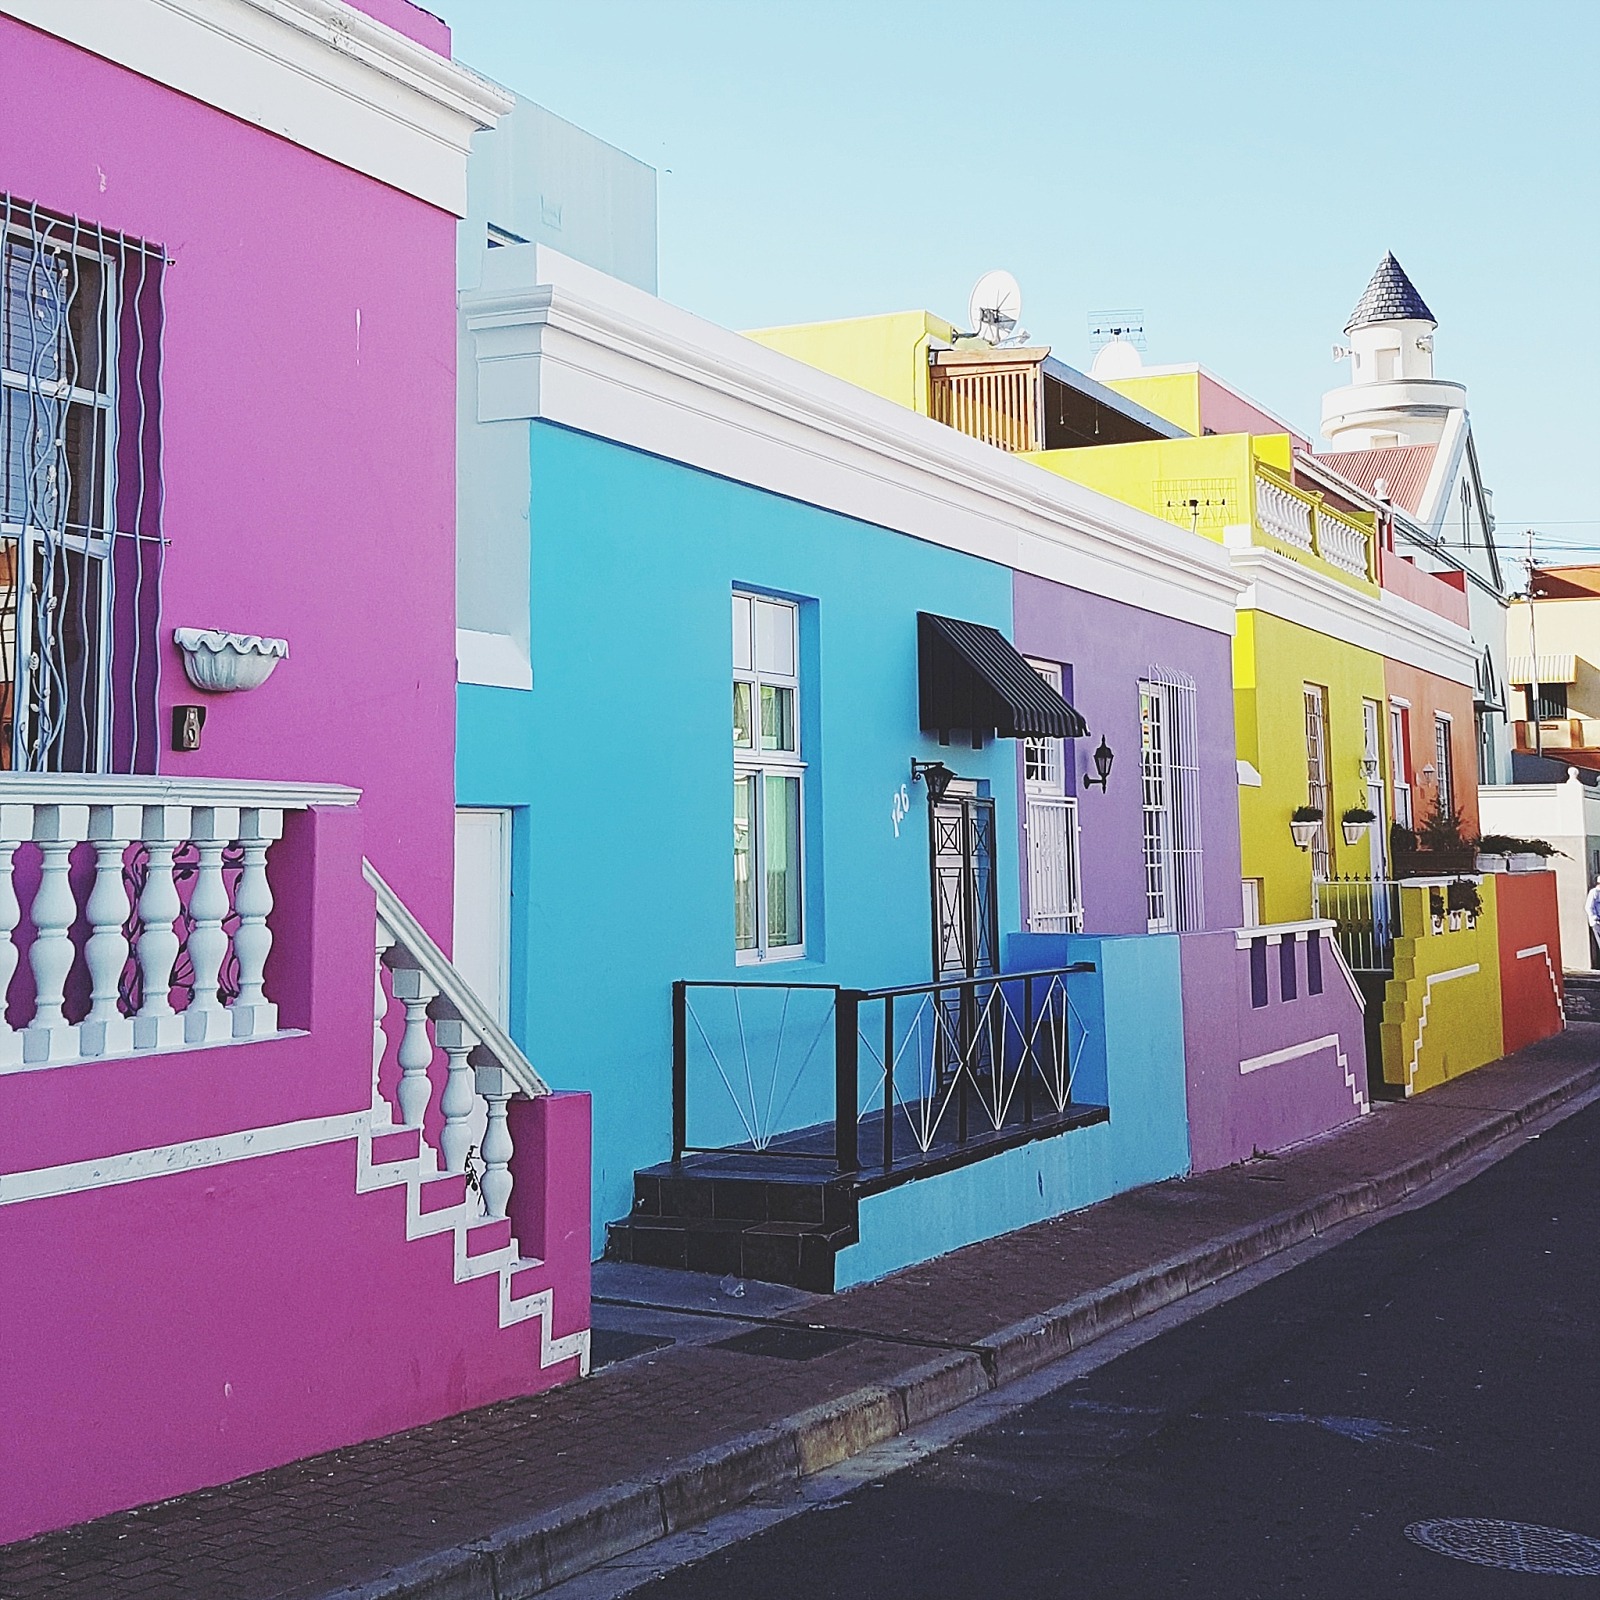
[2, 1026, 1596, 1600]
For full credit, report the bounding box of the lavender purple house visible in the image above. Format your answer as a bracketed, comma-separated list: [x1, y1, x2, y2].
[0, 0, 588, 1543]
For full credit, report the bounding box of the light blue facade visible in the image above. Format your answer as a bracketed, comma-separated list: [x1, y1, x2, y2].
[458, 422, 1024, 1247]
[835, 933, 1191, 1287]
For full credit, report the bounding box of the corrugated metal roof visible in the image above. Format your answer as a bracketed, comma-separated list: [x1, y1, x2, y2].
[1508, 655, 1579, 686]
[1345, 252, 1436, 332]
[918, 613, 1089, 741]
[1316, 443, 1437, 514]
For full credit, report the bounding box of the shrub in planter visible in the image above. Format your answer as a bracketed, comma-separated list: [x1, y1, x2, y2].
[1446, 878, 1483, 919]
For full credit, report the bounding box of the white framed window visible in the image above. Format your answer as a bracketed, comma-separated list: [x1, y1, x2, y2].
[1241, 878, 1263, 927]
[1141, 668, 1203, 933]
[733, 592, 805, 961]
[1023, 658, 1082, 933]
[1434, 713, 1455, 822]
[1303, 683, 1332, 880]
[1390, 700, 1413, 829]
[1362, 698, 1387, 874]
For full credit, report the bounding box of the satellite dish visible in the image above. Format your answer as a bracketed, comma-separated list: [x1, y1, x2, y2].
[969, 270, 1022, 345]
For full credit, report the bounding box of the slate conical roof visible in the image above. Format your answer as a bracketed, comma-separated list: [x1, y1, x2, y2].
[1345, 252, 1436, 333]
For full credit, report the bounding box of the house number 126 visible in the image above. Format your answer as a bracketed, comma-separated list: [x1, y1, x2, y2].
[891, 783, 912, 838]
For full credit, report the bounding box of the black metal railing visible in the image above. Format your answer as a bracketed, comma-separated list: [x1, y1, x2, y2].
[671, 963, 1098, 1178]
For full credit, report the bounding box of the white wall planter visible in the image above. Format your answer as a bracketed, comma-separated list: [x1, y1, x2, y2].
[174, 629, 289, 693]
[1476, 852, 1510, 874]
[1508, 852, 1546, 873]
[1290, 819, 1320, 850]
[1341, 821, 1371, 846]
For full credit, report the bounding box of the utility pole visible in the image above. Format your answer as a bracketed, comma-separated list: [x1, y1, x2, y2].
[1526, 529, 1543, 758]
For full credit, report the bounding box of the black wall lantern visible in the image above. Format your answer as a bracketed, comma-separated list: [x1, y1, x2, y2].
[911, 759, 957, 804]
[1084, 736, 1114, 792]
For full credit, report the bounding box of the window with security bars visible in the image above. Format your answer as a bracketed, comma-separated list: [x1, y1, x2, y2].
[1140, 669, 1203, 933]
[733, 591, 804, 961]
[1, 195, 164, 773]
[1434, 715, 1455, 820]
[1023, 658, 1082, 932]
[1304, 684, 1332, 880]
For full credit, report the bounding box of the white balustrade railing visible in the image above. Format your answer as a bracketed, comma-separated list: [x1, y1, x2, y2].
[1254, 473, 1313, 551]
[0, 776, 356, 1071]
[1314, 506, 1372, 578]
[368, 860, 549, 1222]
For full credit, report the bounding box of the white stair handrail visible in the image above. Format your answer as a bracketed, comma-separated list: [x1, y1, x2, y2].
[364, 858, 549, 1098]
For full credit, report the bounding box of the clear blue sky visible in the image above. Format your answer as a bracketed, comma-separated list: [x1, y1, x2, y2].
[438, 0, 1600, 564]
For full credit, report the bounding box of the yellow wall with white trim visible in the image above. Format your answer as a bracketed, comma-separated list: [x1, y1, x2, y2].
[1380, 878, 1504, 1094]
[1236, 610, 1389, 923]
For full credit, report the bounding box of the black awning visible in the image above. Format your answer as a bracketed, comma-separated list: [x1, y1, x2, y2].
[917, 612, 1090, 745]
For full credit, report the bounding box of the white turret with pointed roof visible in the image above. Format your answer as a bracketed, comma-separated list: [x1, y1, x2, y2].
[1321, 252, 1465, 449]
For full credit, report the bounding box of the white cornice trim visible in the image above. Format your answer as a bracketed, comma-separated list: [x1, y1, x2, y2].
[2, 0, 512, 215]
[1231, 546, 1479, 686]
[463, 249, 1245, 636]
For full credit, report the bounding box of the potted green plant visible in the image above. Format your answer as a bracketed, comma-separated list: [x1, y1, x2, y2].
[1341, 805, 1376, 846]
[1290, 805, 1322, 850]
[1446, 878, 1484, 922]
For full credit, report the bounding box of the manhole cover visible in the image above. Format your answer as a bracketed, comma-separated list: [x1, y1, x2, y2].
[1405, 1518, 1600, 1575]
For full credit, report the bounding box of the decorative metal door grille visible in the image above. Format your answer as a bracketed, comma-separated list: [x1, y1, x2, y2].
[1026, 794, 1082, 933]
[0, 195, 164, 773]
[930, 794, 998, 982]
[1303, 683, 1331, 880]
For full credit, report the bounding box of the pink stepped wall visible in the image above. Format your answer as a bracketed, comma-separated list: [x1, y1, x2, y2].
[1182, 928, 1370, 1172]
[0, 809, 590, 1544]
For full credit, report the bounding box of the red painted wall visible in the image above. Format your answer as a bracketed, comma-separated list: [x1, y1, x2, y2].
[1495, 870, 1565, 1054]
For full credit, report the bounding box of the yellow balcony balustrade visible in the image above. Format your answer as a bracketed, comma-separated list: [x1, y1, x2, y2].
[1251, 466, 1374, 583]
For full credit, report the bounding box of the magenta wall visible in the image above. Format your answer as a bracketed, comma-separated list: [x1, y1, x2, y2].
[1013, 573, 1243, 936]
[1181, 929, 1369, 1172]
[0, 808, 590, 1543]
[1, 17, 458, 942]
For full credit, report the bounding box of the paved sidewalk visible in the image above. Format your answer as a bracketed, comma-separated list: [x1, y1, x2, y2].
[5, 1028, 1598, 1600]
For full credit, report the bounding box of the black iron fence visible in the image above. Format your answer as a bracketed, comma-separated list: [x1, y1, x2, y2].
[671, 963, 1098, 1178]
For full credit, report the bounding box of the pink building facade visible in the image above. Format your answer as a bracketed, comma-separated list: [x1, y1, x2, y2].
[0, 1, 589, 1543]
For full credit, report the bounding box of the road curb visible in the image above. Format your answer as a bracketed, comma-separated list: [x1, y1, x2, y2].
[355, 1056, 1600, 1600]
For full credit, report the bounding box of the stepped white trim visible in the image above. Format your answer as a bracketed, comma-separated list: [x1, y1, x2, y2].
[1238, 1031, 1368, 1118]
[1406, 962, 1480, 1093]
[2, 0, 511, 214]
[356, 1116, 589, 1372]
[1516, 943, 1567, 1026]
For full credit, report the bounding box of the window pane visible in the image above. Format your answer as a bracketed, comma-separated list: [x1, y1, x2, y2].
[755, 598, 795, 676]
[733, 774, 756, 951]
[733, 680, 752, 749]
[732, 594, 752, 672]
[759, 683, 794, 752]
[763, 773, 802, 948]
[3, 241, 68, 382]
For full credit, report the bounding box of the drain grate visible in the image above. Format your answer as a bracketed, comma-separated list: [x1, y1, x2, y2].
[713, 1325, 859, 1361]
[1405, 1518, 1600, 1576]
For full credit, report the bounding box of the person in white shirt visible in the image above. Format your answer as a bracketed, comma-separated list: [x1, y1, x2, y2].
[1586, 880, 1600, 960]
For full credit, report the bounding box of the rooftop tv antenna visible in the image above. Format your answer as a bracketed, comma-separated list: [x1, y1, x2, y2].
[969, 270, 1025, 345]
[1087, 310, 1147, 353]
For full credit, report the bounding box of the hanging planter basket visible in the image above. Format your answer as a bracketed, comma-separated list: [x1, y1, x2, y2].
[174, 628, 289, 693]
[1341, 821, 1369, 846]
[1290, 819, 1320, 850]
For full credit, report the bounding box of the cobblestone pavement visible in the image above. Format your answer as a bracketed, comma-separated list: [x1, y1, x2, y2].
[3, 1028, 1595, 1600]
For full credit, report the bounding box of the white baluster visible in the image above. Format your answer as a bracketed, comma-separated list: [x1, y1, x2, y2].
[24, 803, 89, 1064]
[79, 803, 140, 1059]
[372, 914, 395, 1120]
[433, 1017, 481, 1176]
[230, 808, 283, 1040]
[0, 802, 31, 1069]
[184, 806, 240, 1044]
[389, 966, 439, 1135]
[475, 1063, 514, 1220]
[133, 804, 190, 1051]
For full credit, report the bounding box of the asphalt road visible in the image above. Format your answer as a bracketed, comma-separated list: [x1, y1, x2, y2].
[637, 1096, 1600, 1598]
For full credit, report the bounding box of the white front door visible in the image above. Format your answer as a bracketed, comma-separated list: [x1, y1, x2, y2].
[453, 808, 512, 1027]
